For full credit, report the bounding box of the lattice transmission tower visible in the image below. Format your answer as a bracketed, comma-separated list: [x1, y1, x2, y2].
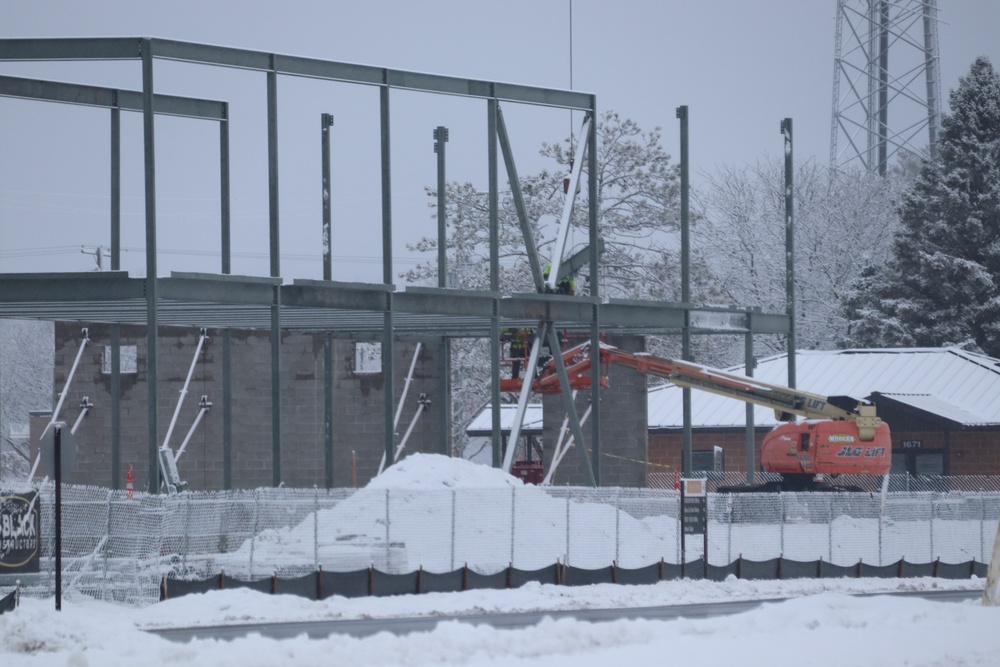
[830, 0, 942, 174]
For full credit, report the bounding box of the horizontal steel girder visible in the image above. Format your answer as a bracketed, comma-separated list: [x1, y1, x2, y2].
[0, 37, 595, 110]
[0, 272, 789, 337]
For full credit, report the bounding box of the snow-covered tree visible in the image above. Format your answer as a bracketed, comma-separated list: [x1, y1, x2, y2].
[697, 157, 903, 362]
[405, 112, 713, 454]
[405, 111, 715, 302]
[1, 319, 53, 479]
[841, 57, 1000, 355]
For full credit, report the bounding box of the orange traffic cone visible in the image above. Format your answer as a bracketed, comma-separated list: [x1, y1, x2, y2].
[126, 464, 134, 500]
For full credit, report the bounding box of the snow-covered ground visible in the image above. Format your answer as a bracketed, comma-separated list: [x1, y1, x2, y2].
[2, 576, 996, 666]
[3, 453, 1000, 665]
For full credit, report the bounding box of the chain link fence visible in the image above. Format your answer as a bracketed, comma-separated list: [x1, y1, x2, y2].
[649, 472, 1000, 493]
[3, 481, 998, 607]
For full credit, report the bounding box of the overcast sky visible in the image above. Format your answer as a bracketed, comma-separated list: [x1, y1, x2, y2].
[2, 0, 999, 282]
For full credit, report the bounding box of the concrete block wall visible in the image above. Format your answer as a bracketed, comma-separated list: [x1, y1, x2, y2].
[52, 322, 447, 491]
[542, 335, 648, 487]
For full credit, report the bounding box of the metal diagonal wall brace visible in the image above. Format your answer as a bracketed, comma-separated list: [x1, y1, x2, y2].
[502, 321, 548, 474]
[496, 105, 545, 291]
[546, 326, 595, 486]
[497, 112, 598, 486]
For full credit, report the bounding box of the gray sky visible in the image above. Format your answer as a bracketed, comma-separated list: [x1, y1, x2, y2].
[2, 0, 999, 282]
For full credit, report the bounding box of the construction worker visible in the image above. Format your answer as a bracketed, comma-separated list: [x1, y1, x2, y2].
[543, 263, 576, 296]
[503, 327, 529, 378]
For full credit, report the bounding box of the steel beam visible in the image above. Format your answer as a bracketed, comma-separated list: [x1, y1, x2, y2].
[0, 74, 226, 120]
[0, 37, 140, 61]
[0, 37, 593, 109]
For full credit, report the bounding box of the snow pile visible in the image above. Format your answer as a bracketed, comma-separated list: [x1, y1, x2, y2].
[366, 453, 522, 490]
[219, 455, 676, 575]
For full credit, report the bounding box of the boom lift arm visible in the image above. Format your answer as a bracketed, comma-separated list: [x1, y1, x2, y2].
[504, 341, 883, 441]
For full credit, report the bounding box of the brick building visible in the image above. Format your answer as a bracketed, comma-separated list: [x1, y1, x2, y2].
[648, 347, 1000, 480]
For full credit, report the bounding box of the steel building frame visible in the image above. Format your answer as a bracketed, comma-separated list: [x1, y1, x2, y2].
[0, 37, 791, 490]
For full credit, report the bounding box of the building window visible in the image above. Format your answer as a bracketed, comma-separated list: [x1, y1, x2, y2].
[353, 342, 382, 375]
[692, 446, 724, 473]
[102, 345, 138, 374]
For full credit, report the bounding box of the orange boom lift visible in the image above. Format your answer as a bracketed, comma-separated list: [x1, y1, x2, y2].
[502, 341, 891, 491]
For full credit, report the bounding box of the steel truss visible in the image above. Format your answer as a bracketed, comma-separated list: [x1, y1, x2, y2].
[0, 38, 791, 490]
[831, 0, 941, 173]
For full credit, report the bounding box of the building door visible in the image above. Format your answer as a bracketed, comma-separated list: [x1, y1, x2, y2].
[891, 449, 946, 490]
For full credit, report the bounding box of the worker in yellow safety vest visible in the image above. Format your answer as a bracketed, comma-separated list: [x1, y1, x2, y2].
[502, 327, 529, 378]
[543, 263, 576, 296]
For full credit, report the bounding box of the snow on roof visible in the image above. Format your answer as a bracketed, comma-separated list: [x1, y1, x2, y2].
[648, 347, 1000, 430]
[465, 403, 543, 436]
[874, 393, 1000, 427]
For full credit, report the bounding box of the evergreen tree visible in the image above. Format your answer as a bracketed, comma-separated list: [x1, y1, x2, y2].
[841, 57, 1000, 355]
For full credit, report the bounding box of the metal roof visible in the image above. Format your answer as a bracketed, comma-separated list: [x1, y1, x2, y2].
[648, 347, 1000, 430]
[465, 404, 543, 437]
[873, 393, 1000, 428]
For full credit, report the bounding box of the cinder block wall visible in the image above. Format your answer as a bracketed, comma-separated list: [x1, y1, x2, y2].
[541, 335, 647, 487]
[52, 322, 447, 490]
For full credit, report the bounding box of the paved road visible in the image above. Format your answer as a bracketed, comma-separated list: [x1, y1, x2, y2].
[147, 589, 980, 643]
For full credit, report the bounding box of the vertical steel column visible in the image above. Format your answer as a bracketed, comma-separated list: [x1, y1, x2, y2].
[110, 98, 121, 489]
[220, 110, 231, 278]
[434, 126, 451, 457]
[435, 126, 448, 287]
[267, 55, 282, 486]
[586, 101, 601, 485]
[322, 113, 334, 280]
[220, 107, 233, 490]
[677, 105, 692, 477]
[487, 96, 502, 468]
[744, 312, 756, 484]
[380, 79, 396, 469]
[781, 118, 796, 389]
[141, 38, 160, 493]
[321, 112, 334, 486]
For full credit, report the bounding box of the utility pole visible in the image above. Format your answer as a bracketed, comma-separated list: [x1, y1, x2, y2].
[81, 245, 105, 271]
